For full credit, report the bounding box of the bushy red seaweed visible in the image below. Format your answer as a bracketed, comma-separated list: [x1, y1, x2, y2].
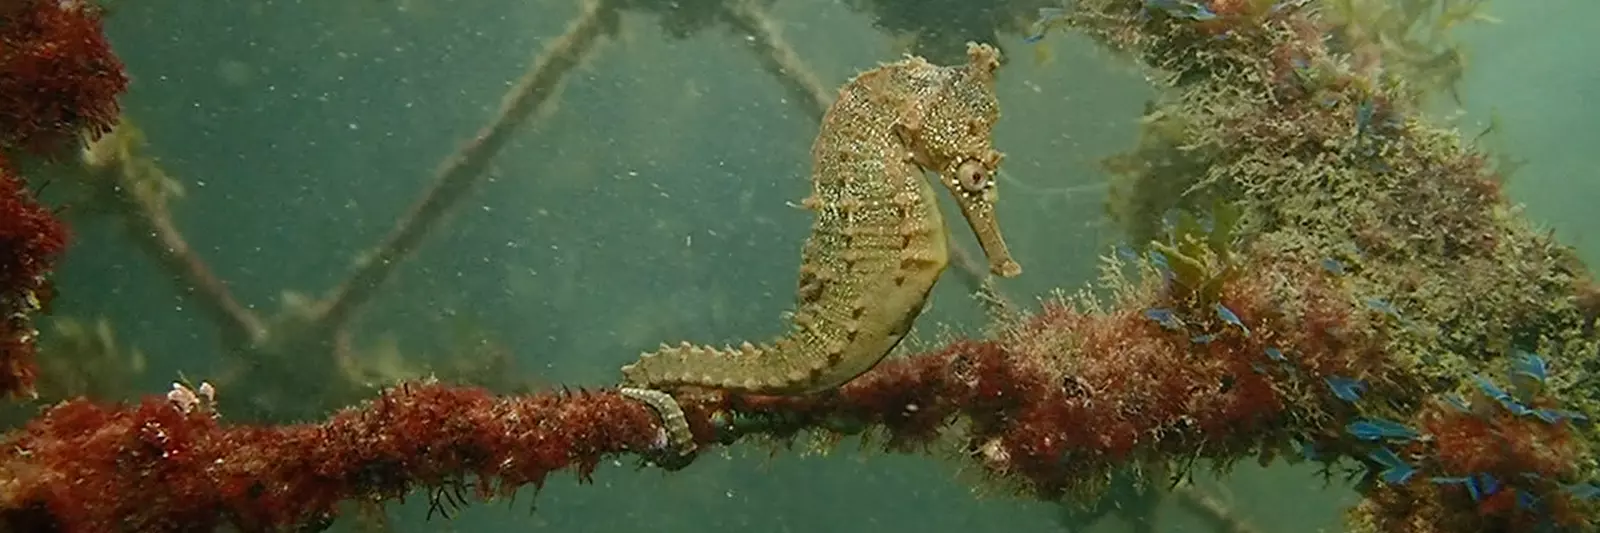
[0, 0, 124, 398]
[725, 252, 1415, 497]
[0, 383, 669, 532]
[0, 156, 67, 398]
[1350, 391, 1593, 532]
[0, 0, 128, 155]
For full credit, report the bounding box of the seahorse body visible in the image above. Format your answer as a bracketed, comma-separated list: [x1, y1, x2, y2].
[621, 43, 1021, 395]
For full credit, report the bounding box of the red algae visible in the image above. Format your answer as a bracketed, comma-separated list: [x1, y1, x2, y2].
[714, 250, 1420, 499]
[982, 256, 1409, 495]
[0, 0, 128, 155]
[0, 0, 113, 399]
[1351, 396, 1592, 532]
[0, 156, 68, 399]
[0, 383, 669, 532]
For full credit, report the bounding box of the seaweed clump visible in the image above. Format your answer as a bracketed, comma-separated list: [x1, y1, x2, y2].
[0, 0, 127, 155]
[1052, 0, 1598, 530]
[0, 0, 125, 398]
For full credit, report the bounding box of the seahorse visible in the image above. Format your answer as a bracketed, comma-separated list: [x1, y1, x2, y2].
[621, 42, 1021, 396]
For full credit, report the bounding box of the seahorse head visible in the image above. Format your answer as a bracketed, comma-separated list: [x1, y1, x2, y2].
[911, 42, 1021, 278]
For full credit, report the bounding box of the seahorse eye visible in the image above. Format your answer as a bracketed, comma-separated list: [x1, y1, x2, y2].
[955, 159, 988, 193]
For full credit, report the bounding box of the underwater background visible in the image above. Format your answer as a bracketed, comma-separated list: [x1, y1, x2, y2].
[13, 0, 1597, 531]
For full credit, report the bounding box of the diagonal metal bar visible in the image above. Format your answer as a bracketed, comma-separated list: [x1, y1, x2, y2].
[114, 183, 268, 345]
[310, 0, 619, 337]
[80, 130, 269, 347]
[720, 0, 834, 120]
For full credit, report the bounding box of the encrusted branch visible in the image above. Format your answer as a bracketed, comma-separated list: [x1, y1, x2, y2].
[0, 381, 670, 531]
[5, 233, 1584, 531]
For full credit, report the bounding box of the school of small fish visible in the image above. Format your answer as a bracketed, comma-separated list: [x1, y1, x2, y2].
[1120, 232, 1595, 522]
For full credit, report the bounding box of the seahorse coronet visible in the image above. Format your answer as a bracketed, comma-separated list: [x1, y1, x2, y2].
[620, 42, 1021, 396]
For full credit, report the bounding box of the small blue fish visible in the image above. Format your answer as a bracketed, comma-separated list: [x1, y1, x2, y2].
[1214, 303, 1251, 337]
[1024, 7, 1067, 43]
[1265, 347, 1287, 362]
[1144, 0, 1217, 21]
[1116, 243, 1139, 262]
[1190, 333, 1217, 344]
[1565, 482, 1600, 500]
[1320, 258, 1346, 275]
[1468, 473, 1501, 501]
[1510, 348, 1548, 382]
[1558, 410, 1592, 426]
[1354, 98, 1401, 136]
[1356, 98, 1376, 135]
[1533, 409, 1566, 424]
[1509, 351, 1548, 401]
[1516, 491, 1539, 511]
[1296, 439, 1318, 461]
[1286, 56, 1317, 88]
[1367, 447, 1416, 484]
[1148, 250, 1170, 269]
[1364, 298, 1401, 318]
[1159, 210, 1180, 240]
[1442, 393, 1471, 412]
[1473, 375, 1510, 401]
[1430, 474, 1501, 501]
[1473, 375, 1537, 415]
[1325, 376, 1366, 402]
[1144, 308, 1185, 330]
[1148, 250, 1175, 285]
[1268, 0, 1312, 15]
[1346, 418, 1420, 441]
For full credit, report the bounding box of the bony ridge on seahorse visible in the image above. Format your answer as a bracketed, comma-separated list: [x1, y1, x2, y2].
[620, 42, 1020, 454]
